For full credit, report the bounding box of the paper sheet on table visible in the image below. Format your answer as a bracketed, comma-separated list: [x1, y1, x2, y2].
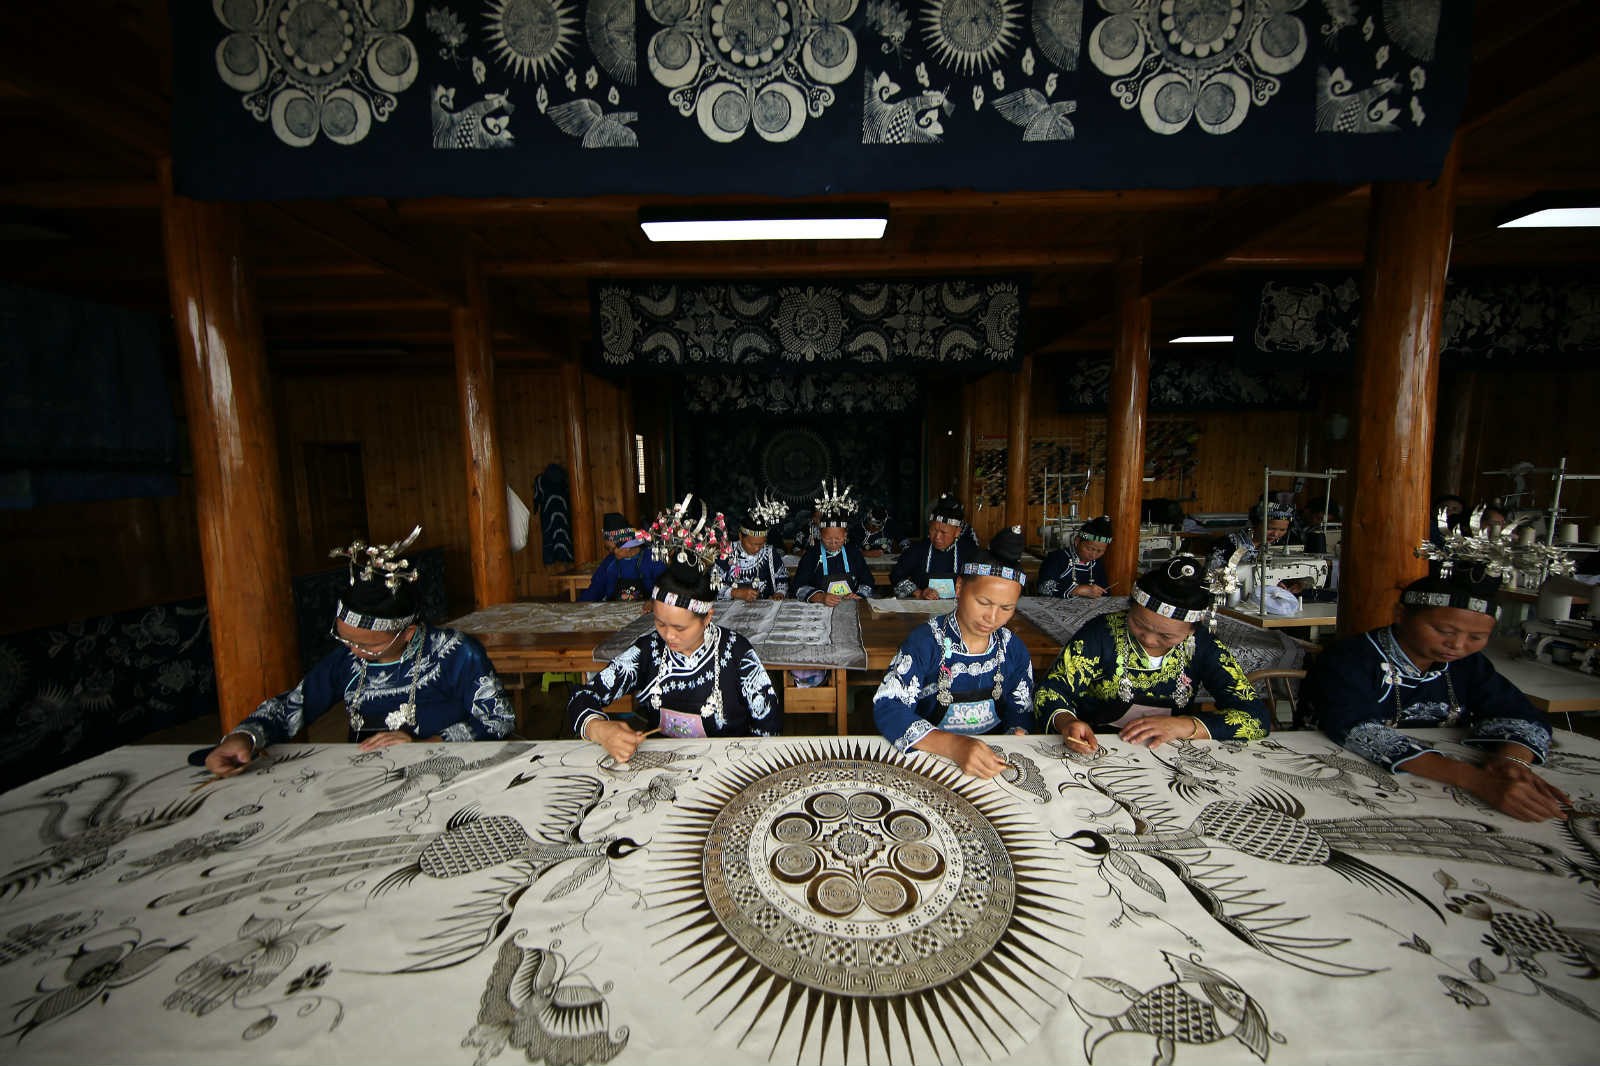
[1106, 703, 1173, 729]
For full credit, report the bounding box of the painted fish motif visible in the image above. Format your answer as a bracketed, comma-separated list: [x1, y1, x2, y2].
[1070, 951, 1283, 1065]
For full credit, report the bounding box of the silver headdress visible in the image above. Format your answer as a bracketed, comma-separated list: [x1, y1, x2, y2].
[745, 491, 790, 533]
[330, 525, 423, 591]
[329, 525, 423, 633]
[814, 479, 859, 527]
[1415, 506, 1574, 582]
[1198, 545, 1248, 630]
[642, 494, 731, 578]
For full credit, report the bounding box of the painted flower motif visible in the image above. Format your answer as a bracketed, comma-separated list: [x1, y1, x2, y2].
[164, 915, 340, 1018]
[1438, 975, 1490, 1008]
[1089, 0, 1308, 135]
[214, 0, 419, 147]
[647, 0, 860, 143]
[10, 933, 185, 1039]
[774, 287, 846, 362]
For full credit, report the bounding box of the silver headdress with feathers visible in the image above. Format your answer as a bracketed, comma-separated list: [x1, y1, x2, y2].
[747, 491, 790, 531]
[330, 525, 423, 591]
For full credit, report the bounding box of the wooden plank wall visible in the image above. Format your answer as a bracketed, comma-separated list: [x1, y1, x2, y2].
[963, 359, 1308, 545]
[1456, 370, 1600, 526]
[276, 366, 634, 611]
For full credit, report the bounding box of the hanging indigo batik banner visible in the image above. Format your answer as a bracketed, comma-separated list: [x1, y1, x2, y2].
[591, 277, 1024, 370]
[1055, 353, 1314, 411]
[1238, 271, 1600, 370]
[170, 2, 1475, 200]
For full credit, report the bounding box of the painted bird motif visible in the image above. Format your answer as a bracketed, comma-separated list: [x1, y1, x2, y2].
[1070, 951, 1283, 1066]
[1071, 781, 1560, 975]
[862, 71, 954, 145]
[0, 769, 208, 897]
[992, 89, 1077, 141]
[294, 744, 535, 835]
[547, 99, 639, 148]
[1315, 67, 1402, 134]
[149, 775, 640, 973]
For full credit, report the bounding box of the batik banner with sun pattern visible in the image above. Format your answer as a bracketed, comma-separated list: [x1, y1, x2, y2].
[171, 1, 1474, 199]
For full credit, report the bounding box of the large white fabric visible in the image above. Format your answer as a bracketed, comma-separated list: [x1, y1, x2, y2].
[1, 731, 1597, 1064]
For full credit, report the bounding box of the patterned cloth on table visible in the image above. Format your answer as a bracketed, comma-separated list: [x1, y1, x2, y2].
[791, 544, 876, 602]
[568, 624, 780, 740]
[873, 612, 1035, 752]
[1034, 611, 1270, 741]
[715, 544, 789, 600]
[1036, 550, 1109, 598]
[1302, 625, 1552, 770]
[232, 625, 512, 747]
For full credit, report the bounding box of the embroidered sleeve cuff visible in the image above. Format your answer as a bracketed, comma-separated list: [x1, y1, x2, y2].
[1045, 708, 1078, 732]
[1037, 579, 1059, 597]
[894, 580, 917, 598]
[440, 722, 476, 742]
[227, 723, 268, 752]
[574, 710, 611, 741]
[794, 585, 819, 602]
[1464, 719, 1552, 763]
[893, 719, 936, 753]
[857, 583, 874, 598]
[1344, 720, 1430, 772]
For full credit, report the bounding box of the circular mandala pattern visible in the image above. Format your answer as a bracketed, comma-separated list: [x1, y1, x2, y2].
[213, 0, 417, 147]
[708, 759, 1008, 990]
[652, 742, 1082, 1062]
[921, 0, 1022, 75]
[1088, 0, 1306, 135]
[486, 0, 580, 81]
[759, 428, 832, 503]
[647, 0, 858, 141]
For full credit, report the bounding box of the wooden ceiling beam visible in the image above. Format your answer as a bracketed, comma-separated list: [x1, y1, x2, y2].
[484, 248, 1117, 279]
[393, 189, 1222, 219]
[0, 181, 161, 209]
[263, 296, 452, 315]
[259, 202, 469, 306]
[0, 12, 167, 160]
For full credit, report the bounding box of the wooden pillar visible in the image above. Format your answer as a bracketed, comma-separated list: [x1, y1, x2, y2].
[957, 381, 976, 516]
[1004, 356, 1034, 533]
[452, 255, 514, 607]
[1105, 259, 1151, 592]
[1434, 369, 1477, 501]
[1340, 142, 1459, 637]
[159, 160, 298, 732]
[618, 378, 639, 520]
[561, 355, 598, 564]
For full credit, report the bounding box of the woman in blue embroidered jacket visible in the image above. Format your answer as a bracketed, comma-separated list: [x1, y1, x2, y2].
[1302, 558, 1567, 822]
[890, 495, 975, 600]
[716, 493, 790, 601]
[874, 527, 1035, 779]
[792, 479, 876, 605]
[204, 527, 513, 775]
[1037, 515, 1113, 598]
[579, 515, 667, 602]
[1036, 555, 1270, 751]
[571, 496, 781, 765]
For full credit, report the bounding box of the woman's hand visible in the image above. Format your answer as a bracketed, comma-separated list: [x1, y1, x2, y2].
[358, 731, 415, 752]
[915, 731, 1010, 779]
[1072, 585, 1106, 598]
[587, 719, 648, 764]
[1474, 756, 1569, 822]
[729, 588, 758, 602]
[914, 588, 940, 601]
[1056, 717, 1099, 754]
[204, 734, 256, 776]
[812, 592, 843, 607]
[1119, 715, 1206, 749]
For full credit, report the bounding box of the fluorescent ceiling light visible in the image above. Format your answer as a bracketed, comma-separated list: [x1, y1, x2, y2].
[1169, 334, 1234, 344]
[639, 205, 887, 242]
[1498, 207, 1600, 228]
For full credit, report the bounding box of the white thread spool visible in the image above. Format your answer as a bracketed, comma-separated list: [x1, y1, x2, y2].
[1517, 526, 1538, 546]
[1558, 522, 1581, 544]
[1538, 590, 1574, 622]
[1588, 524, 1600, 545]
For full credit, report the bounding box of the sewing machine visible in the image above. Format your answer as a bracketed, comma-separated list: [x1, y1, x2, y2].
[1520, 619, 1600, 675]
[1230, 550, 1334, 605]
